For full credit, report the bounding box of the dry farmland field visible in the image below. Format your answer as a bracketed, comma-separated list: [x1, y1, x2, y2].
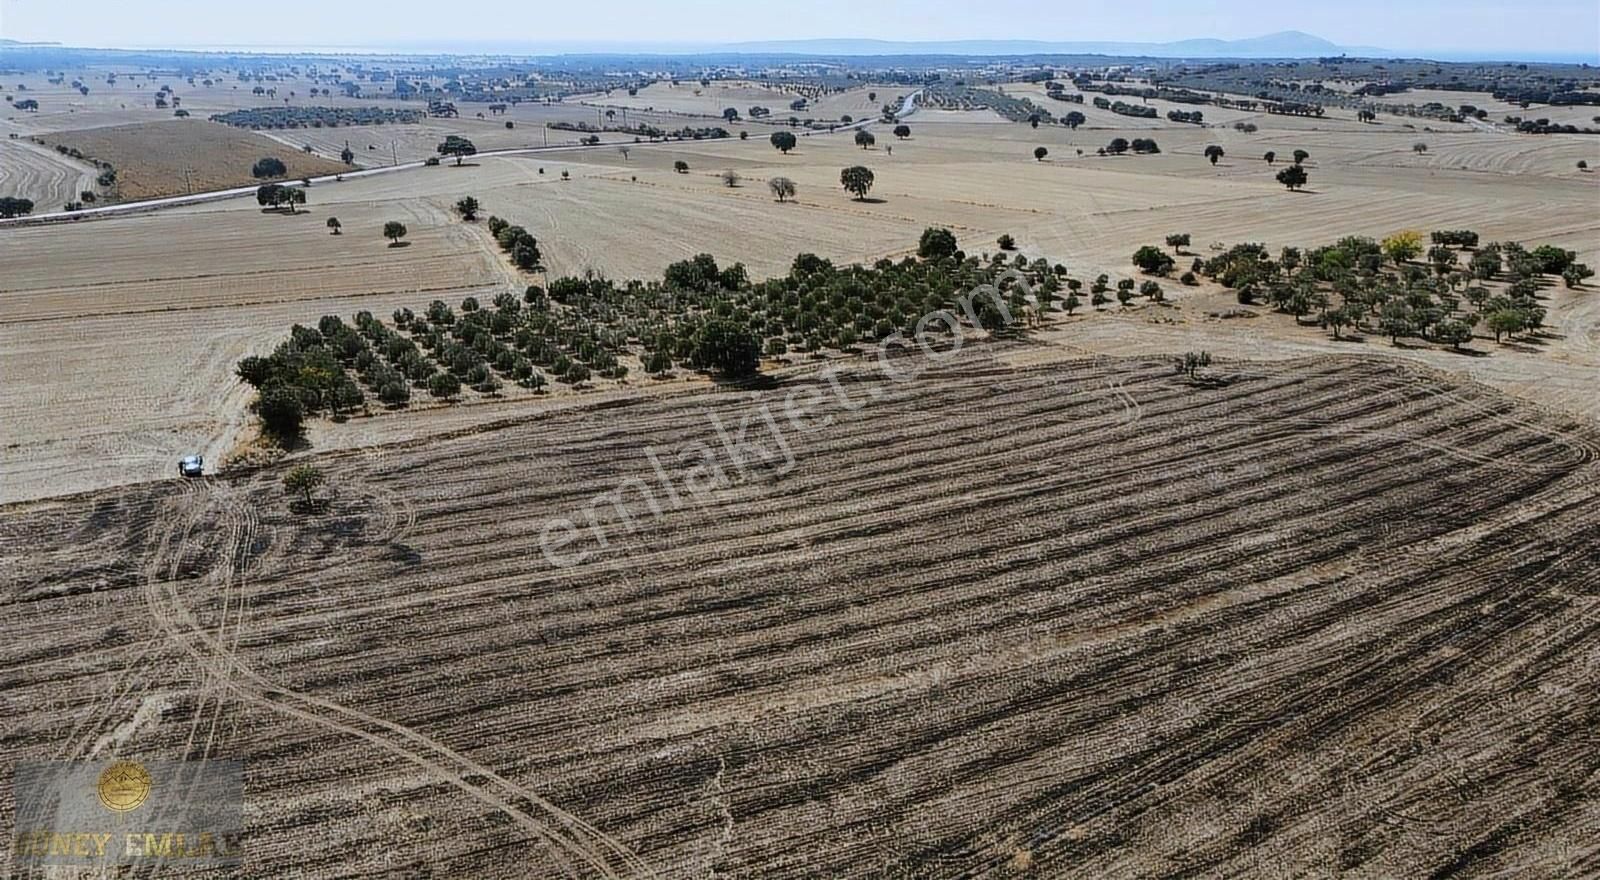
[4, 84, 1597, 506]
[36, 121, 350, 200]
[3, 44, 1600, 879]
[3, 353, 1600, 877]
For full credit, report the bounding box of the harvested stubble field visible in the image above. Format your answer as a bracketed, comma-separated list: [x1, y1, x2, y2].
[3, 353, 1599, 877]
[5, 97, 1598, 504]
[42, 120, 349, 200]
[0, 137, 95, 210]
[0, 201, 505, 502]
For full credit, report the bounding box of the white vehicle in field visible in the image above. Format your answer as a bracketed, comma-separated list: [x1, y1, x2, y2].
[178, 454, 203, 478]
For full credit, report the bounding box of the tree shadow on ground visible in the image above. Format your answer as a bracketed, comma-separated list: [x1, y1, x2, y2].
[286, 498, 331, 515]
[712, 373, 782, 391]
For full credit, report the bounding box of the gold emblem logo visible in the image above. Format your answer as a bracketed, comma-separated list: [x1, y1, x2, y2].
[97, 760, 152, 813]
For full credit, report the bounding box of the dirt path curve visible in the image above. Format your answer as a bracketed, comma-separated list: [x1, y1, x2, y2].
[139, 480, 656, 880]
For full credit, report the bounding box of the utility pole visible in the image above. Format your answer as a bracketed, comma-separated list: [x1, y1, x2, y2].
[391, 140, 398, 167]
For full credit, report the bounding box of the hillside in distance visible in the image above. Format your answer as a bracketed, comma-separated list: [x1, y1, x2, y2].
[715, 31, 1389, 58]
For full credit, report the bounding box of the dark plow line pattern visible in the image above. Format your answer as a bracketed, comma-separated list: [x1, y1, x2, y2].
[2, 354, 1598, 878]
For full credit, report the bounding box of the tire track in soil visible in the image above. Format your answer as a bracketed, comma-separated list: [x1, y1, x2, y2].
[7, 353, 1597, 877]
[137, 480, 654, 880]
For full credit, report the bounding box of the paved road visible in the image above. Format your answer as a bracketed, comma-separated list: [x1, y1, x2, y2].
[0, 91, 920, 228]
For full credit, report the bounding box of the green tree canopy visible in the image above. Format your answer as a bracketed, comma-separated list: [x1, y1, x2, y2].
[840, 165, 874, 200]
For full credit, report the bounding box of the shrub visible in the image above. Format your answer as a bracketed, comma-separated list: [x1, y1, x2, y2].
[251, 157, 288, 178]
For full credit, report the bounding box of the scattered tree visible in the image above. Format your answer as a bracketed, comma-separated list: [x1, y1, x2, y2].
[1292, 149, 1310, 165]
[383, 221, 408, 246]
[770, 131, 797, 154]
[326, 217, 341, 235]
[1132, 245, 1175, 276]
[1276, 164, 1308, 191]
[673, 160, 689, 173]
[918, 227, 959, 260]
[1264, 151, 1276, 165]
[1204, 144, 1225, 165]
[855, 130, 876, 150]
[1034, 146, 1048, 161]
[769, 176, 796, 202]
[1166, 233, 1191, 254]
[840, 165, 874, 200]
[893, 124, 911, 139]
[455, 196, 479, 221]
[282, 465, 326, 508]
[251, 157, 287, 179]
[721, 169, 740, 188]
[0, 196, 35, 218]
[436, 135, 477, 166]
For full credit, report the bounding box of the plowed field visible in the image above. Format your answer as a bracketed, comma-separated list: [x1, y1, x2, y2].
[4, 353, 1597, 878]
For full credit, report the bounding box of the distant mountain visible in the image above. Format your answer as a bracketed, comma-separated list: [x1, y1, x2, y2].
[721, 31, 1391, 59]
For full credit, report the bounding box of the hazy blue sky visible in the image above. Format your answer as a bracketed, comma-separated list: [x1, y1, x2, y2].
[2, 0, 1597, 58]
